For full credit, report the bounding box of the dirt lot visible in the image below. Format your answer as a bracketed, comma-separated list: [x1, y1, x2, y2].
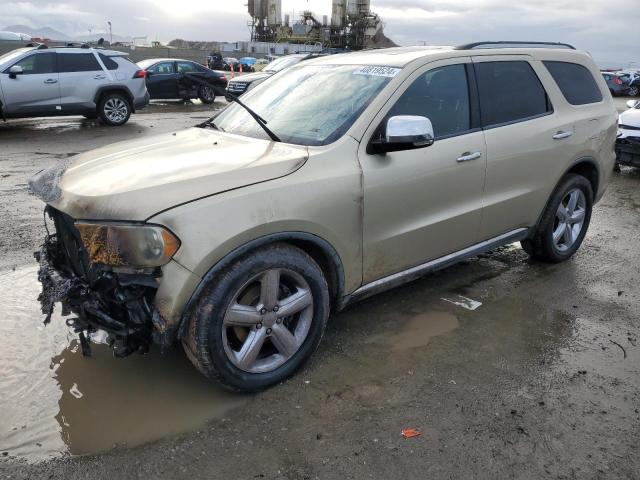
[0, 99, 639, 479]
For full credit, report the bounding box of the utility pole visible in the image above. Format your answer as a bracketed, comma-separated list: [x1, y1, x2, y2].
[108, 21, 113, 44]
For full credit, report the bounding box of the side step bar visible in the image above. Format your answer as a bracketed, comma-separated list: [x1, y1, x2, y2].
[347, 228, 530, 304]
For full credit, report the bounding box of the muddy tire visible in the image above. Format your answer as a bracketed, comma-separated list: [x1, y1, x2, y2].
[182, 243, 330, 392]
[98, 93, 131, 126]
[521, 174, 593, 263]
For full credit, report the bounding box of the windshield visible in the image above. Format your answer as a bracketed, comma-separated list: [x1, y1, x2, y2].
[0, 48, 31, 66]
[214, 64, 397, 146]
[264, 56, 304, 72]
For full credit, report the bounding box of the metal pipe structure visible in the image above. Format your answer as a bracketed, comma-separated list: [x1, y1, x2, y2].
[267, 0, 282, 26]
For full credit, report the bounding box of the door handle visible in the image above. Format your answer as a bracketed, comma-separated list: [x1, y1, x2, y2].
[43, 79, 58, 84]
[93, 75, 106, 80]
[553, 131, 573, 140]
[457, 151, 482, 163]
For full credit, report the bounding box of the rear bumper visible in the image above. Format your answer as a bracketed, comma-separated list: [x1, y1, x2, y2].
[134, 91, 150, 111]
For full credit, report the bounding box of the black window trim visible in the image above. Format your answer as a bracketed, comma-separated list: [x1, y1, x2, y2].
[472, 60, 555, 131]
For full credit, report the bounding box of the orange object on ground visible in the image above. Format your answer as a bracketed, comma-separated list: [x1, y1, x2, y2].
[401, 428, 421, 438]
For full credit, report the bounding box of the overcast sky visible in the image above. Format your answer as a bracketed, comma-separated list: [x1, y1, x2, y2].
[2, 0, 638, 67]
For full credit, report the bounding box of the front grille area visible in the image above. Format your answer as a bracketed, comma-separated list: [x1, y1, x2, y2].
[227, 81, 248, 93]
[48, 207, 92, 282]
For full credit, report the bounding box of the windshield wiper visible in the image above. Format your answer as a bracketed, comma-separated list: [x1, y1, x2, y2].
[185, 73, 281, 142]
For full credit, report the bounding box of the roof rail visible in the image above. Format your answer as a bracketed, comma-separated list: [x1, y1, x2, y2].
[25, 42, 48, 50]
[456, 41, 576, 50]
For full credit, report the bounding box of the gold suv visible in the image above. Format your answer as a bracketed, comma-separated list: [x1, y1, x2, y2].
[31, 42, 617, 391]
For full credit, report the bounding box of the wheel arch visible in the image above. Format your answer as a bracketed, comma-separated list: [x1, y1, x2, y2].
[177, 232, 346, 340]
[532, 157, 600, 233]
[94, 85, 135, 112]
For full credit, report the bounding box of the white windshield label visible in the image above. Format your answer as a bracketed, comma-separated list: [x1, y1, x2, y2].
[353, 66, 401, 78]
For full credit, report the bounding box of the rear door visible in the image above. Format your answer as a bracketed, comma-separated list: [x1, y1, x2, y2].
[472, 56, 573, 238]
[145, 61, 178, 98]
[0, 52, 59, 115]
[57, 52, 110, 111]
[359, 58, 487, 283]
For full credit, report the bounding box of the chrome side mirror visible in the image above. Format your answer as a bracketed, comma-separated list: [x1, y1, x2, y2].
[368, 115, 435, 154]
[8, 65, 23, 79]
[626, 99, 640, 109]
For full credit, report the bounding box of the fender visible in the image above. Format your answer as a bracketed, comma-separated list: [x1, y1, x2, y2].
[176, 232, 347, 340]
[530, 156, 600, 234]
[93, 85, 136, 111]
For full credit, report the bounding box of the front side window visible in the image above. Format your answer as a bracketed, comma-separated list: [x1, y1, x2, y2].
[9, 52, 56, 74]
[214, 64, 396, 146]
[387, 64, 471, 139]
[147, 61, 175, 74]
[544, 61, 603, 105]
[58, 53, 102, 73]
[475, 61, 551, 128]
[177, 62, 196, 73]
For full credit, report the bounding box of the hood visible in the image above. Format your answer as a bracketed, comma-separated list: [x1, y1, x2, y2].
[30, 128, 308, 221]
[231, 71, 273, 84]
[619, 107, 640, 128]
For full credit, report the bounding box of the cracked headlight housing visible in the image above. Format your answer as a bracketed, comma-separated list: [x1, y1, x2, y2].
[74, 222, 180, 268]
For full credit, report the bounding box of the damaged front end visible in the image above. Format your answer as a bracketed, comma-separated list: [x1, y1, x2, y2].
[36, 206, 166, 357]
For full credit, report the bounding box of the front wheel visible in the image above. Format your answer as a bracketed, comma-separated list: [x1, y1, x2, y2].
[198, 85, 216, 104]
[521, 174, 593, 263]
[182, 244, 330, 392]
[98, 93, 131, 126]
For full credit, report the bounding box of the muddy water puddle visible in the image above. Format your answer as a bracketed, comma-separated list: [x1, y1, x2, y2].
[366, 311, 460, 351]
[0, 266, 244, 462]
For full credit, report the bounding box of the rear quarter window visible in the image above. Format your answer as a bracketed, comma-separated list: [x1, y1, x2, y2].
[98, 53, 119, 70]
[543, 61, 603, 105]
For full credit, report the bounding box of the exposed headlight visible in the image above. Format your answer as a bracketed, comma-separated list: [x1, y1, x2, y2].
[74, 222, 180, 268]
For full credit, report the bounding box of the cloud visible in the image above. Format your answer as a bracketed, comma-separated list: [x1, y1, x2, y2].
[1, 0, 637, 66]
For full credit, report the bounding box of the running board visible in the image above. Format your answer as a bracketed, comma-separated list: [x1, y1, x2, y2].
[347, 228, 530, 304]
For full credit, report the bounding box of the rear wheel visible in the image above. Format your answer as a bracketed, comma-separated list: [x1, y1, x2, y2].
[629, 85, 639, 97]
[98, 93, 131, 126]
[521, 174, 593, 263]
[182, 244, 330, 392]
[198, 85, 216, 104]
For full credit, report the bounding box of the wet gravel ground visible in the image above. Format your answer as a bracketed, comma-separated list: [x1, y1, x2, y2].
[1, 98, 639, 479]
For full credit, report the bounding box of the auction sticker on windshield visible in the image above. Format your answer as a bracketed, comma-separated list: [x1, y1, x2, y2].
[353, 66, 401, 77]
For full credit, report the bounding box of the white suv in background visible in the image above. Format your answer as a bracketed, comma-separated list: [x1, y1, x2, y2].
[0, 44, 149, 126]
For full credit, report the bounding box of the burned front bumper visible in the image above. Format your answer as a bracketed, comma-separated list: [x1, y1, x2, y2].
[35, 207, 164, 356]
[616, 134, 640, 168]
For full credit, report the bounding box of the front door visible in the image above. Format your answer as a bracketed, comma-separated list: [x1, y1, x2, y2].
[358, 58, 487, 283]
[0, 52, 60, 115]
[145, 61, 178, 99]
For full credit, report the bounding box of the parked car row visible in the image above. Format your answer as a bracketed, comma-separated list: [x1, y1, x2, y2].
[601, 69, 640, 96]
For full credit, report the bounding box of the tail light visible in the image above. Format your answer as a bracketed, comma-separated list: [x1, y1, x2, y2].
[614, 76, 623, 85]
[219, 75, 227, 82]
[133, 70, 146, 79]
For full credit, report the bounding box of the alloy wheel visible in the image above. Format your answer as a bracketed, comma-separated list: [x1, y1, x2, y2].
[552, 188, 586, 252]
[103, 98, 128, 124]
[629, 86, 639, 97]
[222, 268, 314, 374]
